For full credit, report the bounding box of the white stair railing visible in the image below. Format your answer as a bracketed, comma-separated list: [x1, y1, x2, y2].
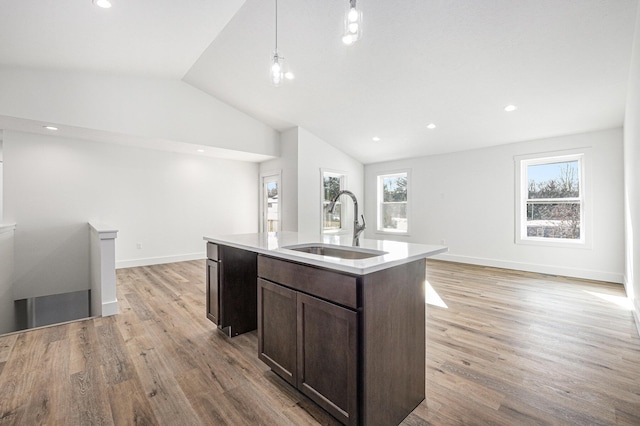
[89, 223, 119, 317]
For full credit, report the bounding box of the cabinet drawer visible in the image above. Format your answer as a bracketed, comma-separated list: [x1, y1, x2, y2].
[258, 255, 358, 309]
[207, 242, 219, 261]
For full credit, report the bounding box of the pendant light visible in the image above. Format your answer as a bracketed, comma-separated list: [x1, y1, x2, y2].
[93, 0, 112, 8]
[342, 0, 362, 45]
[269, 0, 293, 86]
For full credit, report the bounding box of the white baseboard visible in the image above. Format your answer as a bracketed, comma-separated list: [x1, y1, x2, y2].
[622, 275, 640, 337]
[432, 253, 624, 284]
[633, 305, 640, 339]
[102, 299, 119, 317]
[116, 252, 206, 269]
[630, 276, 640, 338]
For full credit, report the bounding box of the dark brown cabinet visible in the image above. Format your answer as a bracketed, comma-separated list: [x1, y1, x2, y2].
[257, 278, 297, 385]
[257, 253, 427, 426]
[206, 243, 257, 337]
[258, 277, 357, 425]
[206, 258, 219, 324]
[297, 291, 357, 424]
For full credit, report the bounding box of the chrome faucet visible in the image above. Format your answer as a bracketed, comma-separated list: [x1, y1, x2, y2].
[328, 190, 366, 246]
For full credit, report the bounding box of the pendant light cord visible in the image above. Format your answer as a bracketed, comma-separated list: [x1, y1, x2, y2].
[274, 0, 278, 52]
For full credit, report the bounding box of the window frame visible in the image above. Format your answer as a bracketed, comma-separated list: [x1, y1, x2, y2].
[320, 169, 347, 235]
[514, 149, 592, 248]
[260, 171, 281, 233]
[376, 170, 410, 235]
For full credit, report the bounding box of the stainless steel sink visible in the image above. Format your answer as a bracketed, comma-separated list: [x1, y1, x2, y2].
[283, 244, 387, 260]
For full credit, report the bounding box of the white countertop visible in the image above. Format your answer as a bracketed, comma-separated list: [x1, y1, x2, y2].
[203, 232, 448, 275]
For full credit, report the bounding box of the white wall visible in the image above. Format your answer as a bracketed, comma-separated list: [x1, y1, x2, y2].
[260, 127, 364, 234]
[0, 225, 15, 334]
[297, 128, 364, 235]
[0, 161, 3, 222]
[0, 66, 279, 158]
[3, 130, 259, 300]
[260, 128, 299, 232]
[1, 135, 4, 222]
[623, 4, 640, 330]
[365, 128, 625, 283]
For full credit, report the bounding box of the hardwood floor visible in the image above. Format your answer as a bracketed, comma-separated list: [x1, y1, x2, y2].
[0, 259, 639, 425]
[424, 262, 640, 425]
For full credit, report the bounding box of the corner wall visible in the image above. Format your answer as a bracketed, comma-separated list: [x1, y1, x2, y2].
[297, 128, 364, 235]
[3, 131, 259, 300]
[623, 3, 640, 332]
[260, 127, 364, 234]
[364, 128, 625, 283]
[260, 128, 299, 232]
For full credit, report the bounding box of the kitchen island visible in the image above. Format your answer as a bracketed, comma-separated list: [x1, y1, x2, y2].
[203, 232, 446, 426]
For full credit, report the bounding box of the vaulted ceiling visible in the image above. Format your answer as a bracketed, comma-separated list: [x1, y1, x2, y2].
[1, 0, 638, 163]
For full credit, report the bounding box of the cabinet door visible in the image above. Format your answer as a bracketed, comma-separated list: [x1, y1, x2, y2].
[218, 245, 258, 335]
[297, 293, 358, 425]
[206, 259, 219, 324]
[258, 278, 297, 386]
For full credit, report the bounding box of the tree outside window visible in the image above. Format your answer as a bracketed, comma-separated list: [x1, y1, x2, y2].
[322, 171, 344, 232]
[265, 181, 279, 232]
[526, 161, 580, 239]
[377, 172, 408, 233]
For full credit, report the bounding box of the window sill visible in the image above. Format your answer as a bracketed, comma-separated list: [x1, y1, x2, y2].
[516, 237, 591, 249]
[375, 230, 410, 237]
[323, 229, 348, 236]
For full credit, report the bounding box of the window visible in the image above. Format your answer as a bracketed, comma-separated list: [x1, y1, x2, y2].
[377, 171, 409, 233]
[261, 172, 280, 233]
[515, 150, 590, 246]
[322, 170, 345, 233]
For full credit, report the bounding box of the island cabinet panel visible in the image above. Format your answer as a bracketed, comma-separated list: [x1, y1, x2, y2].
[206, 259, 219, 324]
[206, 242, 218, 261]
[206, 243, 257, 337]
[257, 278, 297, 385]
[360, 259, 426, 426]
[297, 292, 357, 426]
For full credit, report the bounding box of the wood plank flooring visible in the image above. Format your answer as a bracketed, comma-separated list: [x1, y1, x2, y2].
[0, 259, 639, 425]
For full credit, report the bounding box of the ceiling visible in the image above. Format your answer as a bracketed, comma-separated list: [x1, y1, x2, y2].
[1, 0, 638, 164]
[0, 0, 245, 79]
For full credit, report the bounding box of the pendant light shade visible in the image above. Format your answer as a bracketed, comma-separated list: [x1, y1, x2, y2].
[342, 0, 362, 45]
[269, 0, 293, 86]
[270, 51, 285, 87]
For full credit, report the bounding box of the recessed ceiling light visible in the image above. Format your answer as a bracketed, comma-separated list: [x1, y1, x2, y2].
[196, 149, 205, 153]
[43, 126, 58, 131]
[427, 123, 436, 130]
[504, 104, 517, 112]
[372, 136, 381, 142]
[93, 0, 112, 9]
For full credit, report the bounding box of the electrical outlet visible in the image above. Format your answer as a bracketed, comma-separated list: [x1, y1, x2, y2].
[136, 243, 142, 249]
